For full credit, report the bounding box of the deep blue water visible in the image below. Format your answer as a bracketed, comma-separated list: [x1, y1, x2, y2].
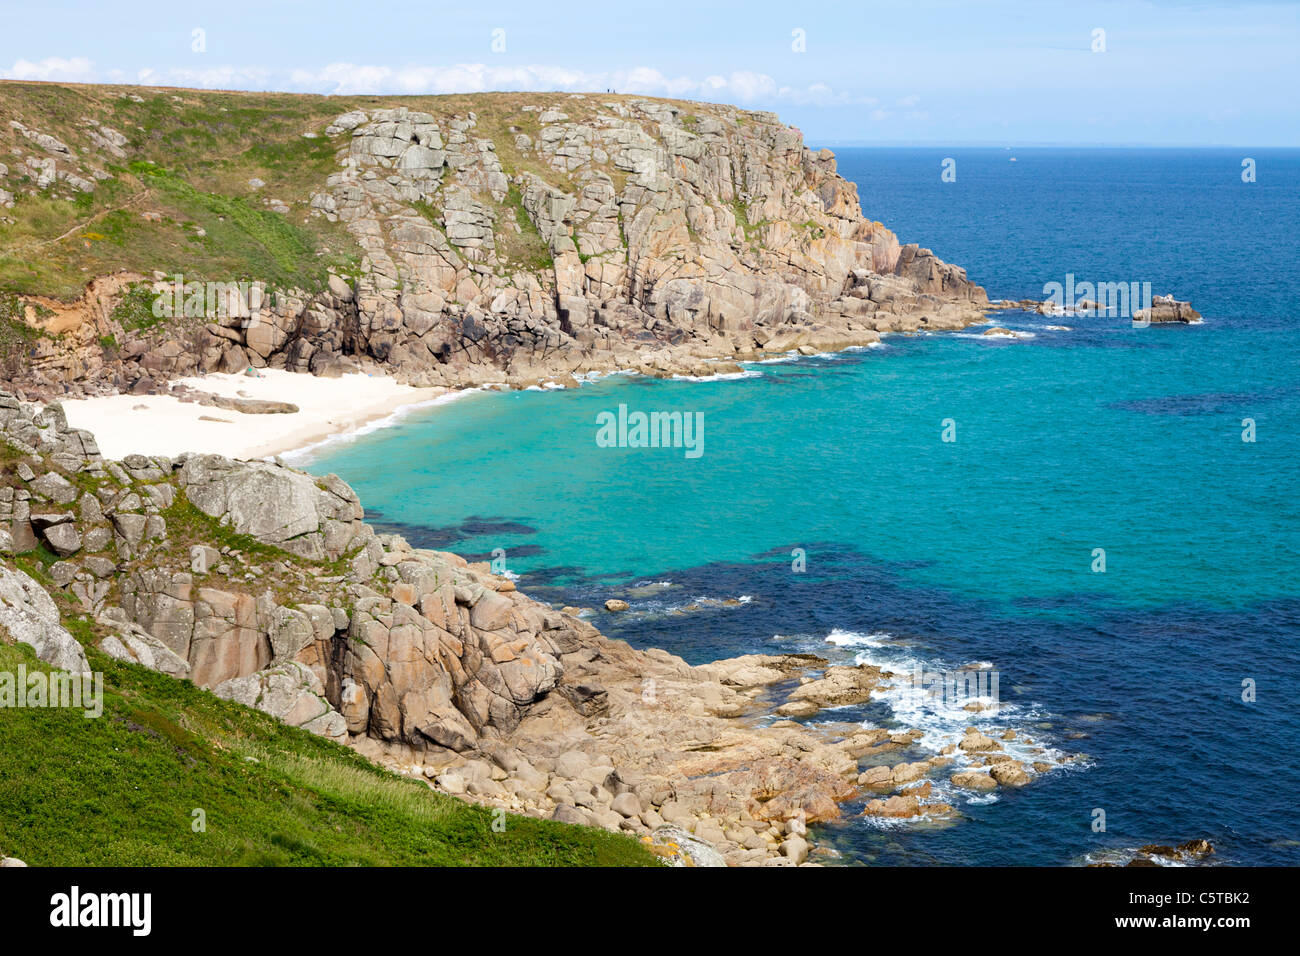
[304, 148, 1300, 865]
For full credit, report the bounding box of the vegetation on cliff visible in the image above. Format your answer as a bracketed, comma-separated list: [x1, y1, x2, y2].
[0, 638, 655, 865]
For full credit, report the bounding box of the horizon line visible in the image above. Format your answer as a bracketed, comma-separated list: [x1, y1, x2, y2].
[3, 78, 1293, 149]
[812, 141, 1298, 149]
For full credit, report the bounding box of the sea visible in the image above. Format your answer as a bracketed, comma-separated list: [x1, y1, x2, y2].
[299, 147, 1300, 866]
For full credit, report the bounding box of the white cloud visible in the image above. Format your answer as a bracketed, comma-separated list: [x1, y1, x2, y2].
[777, 82, 878, 108]
[724, 70, 777, 101]
[1, 57, 96, 82]
[0, 57, 867, 110]
[288, 62, 779, 101]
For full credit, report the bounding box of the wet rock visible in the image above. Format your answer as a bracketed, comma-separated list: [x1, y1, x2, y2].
[989, 762, 1031, 787]
[950, 770, 997, 791]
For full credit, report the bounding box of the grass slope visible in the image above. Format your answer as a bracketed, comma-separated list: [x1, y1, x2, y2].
[0, 639, 656, 867]
[0, 81, 735, 302]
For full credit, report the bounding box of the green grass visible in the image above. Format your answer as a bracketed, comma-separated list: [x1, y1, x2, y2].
[410, 199, 450, 243]
[0, 82, 362, 299]
[109, 283, 164, 333]
[161, 495, 290, 560]
[498, 184, 553, 273]
[0, 639, 658, 867]
[127, 160, 340, 292]
[731, 198, 769, 246]
[161, 495, 353, 580]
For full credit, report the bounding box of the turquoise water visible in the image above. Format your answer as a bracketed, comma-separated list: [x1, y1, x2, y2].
[305, 148, 1300, 865]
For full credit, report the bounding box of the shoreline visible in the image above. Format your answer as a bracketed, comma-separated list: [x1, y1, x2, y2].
[59, 369, 448, 462]
[58, 319, 1003, 464]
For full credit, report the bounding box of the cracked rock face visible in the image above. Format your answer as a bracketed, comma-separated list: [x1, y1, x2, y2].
[1, 389, 578, 747]
[302, 99, 987, 388]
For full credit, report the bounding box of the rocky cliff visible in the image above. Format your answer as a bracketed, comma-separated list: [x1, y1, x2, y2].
[2, 390, 1078, 866]
[1, 84, 988, 397]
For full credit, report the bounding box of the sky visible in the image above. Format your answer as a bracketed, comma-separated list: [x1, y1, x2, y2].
[1, 0, 1297, 145]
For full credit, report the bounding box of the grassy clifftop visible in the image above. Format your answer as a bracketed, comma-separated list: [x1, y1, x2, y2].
[0, 636, 655, 866]
[0, 82, 365, 299]
[0, 81, 731, 301]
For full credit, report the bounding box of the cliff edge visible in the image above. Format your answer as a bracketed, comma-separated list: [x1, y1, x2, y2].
[0, 83, 988, 397]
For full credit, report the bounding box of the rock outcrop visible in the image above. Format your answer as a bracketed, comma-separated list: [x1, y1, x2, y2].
[1133, 294, 1202, 325]
[0, 563, 90, 674]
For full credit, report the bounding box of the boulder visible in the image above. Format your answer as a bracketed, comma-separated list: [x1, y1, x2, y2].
[989, 762, 1031, 787]
[650, 824, 727, 867]
[177, 455, 365, 561]
[41, 522, 82, 557]
[214, 662, 347, 742]
[950, 770, 997, 791]
[0, 564, 90, 674]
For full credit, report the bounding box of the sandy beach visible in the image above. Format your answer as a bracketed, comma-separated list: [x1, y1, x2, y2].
[60, 369, 448, 461]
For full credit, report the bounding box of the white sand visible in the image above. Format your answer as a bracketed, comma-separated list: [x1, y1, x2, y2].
[60, 369, 448, 461]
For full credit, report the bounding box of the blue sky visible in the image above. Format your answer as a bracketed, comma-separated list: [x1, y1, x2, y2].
[2, 0, 1297, 145]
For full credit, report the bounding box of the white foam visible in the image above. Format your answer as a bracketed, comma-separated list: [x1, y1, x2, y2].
[952, 330, 1037, 341]
[804, 628, 1076, 780]
[284, 387, 485, 462]
[574, 368, 637, 383]
[669, 369, 762, 382]
[825, 628, 895, 648]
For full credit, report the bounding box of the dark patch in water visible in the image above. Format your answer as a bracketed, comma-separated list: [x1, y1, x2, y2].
[462, 544, 546, 562]
[1107, 384, 1294, 416]
[363, 511, 539, 549]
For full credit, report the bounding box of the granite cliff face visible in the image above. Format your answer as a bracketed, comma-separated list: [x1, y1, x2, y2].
[1, 87, 988, 396]
[299, 99, 987, 386]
